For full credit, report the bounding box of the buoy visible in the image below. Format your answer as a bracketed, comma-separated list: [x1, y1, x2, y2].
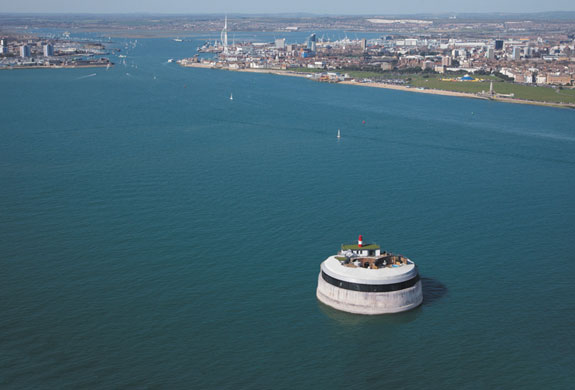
[362, 120, 366, 124]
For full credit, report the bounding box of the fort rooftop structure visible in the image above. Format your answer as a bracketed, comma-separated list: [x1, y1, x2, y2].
[316, 235, 423, 315]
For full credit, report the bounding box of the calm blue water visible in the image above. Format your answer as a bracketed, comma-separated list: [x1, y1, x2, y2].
[1, 37, 574, 389]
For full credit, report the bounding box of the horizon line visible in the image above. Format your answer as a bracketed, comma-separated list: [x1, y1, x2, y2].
[1, 10, 575, 17]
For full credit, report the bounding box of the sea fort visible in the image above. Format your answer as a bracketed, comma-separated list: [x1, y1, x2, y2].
[317, 236, 423, 315]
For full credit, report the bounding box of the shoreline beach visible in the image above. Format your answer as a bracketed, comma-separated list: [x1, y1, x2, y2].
[181, 63, 575, 109]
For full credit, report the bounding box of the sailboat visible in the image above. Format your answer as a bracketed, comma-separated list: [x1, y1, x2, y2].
[337, 129, 341, 139]
[230, 93, 233, 101]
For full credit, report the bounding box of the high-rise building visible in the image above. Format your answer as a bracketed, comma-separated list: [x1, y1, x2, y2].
[0, 45, 7, 55]
[512, 46, 521, 60]
[0, 38, 7, 46]
[495, 40, 504, 50]
[360, 38, 367, 51]
[43, 43, 54, 57]
[307, 34, 316, 52]
[20, 45, 30, 58]
[486, 47, 494, 59]
[441, 56, 452, 66]
[275, 38, 285, 50]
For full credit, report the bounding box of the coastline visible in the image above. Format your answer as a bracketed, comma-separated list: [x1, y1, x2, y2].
[0, 64, 113, 70]
[340, 80, 575, 109]
[182, 63, 575, 109]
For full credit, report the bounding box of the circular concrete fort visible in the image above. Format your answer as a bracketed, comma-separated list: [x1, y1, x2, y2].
[316, 235, 423, 315]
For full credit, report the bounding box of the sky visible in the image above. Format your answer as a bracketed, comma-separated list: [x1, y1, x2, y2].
[1, 0, 575, 14]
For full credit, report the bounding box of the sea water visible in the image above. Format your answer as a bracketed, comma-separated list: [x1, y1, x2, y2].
[1, 36, 574, 389]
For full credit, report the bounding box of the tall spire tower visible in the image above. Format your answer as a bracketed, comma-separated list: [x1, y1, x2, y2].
[220, 15, 229, 55]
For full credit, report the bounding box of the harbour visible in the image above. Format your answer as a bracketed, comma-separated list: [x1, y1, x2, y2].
[1, 35, 574, 388]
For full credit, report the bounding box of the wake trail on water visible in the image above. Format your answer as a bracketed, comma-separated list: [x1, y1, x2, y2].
[75, 73, 97, 80]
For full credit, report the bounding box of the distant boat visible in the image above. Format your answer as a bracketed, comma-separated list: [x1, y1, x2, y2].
[168, 58, 175, 63]
[230, 93, 233, 101]
[337, 129, 341, 139]
[173, 38, 183, 42]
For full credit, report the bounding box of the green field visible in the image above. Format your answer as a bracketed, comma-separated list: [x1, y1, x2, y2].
[289, 67, 575, 105]
[410, 77, 575, 104]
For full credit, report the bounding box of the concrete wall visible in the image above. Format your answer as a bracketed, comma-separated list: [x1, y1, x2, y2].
[316, 273, 423, 315]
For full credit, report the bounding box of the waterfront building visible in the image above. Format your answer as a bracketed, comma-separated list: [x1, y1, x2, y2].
[0, 45, 7, 55]
[422, 60, 434, 70]
[307, 34, 316, 52]
[275, 38, 285, 50]
[536, 74, 547, 84]
[547, 73, 573, 85]
[20, 45, 30, 58]
[43, 44, 54, 57]
[381, 62, 393, 71]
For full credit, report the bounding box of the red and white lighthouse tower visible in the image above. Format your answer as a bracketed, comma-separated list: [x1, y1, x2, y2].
[358, 235, 363, 247]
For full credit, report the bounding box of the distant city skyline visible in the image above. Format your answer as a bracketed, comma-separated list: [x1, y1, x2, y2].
[2, 0, 575, 14]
